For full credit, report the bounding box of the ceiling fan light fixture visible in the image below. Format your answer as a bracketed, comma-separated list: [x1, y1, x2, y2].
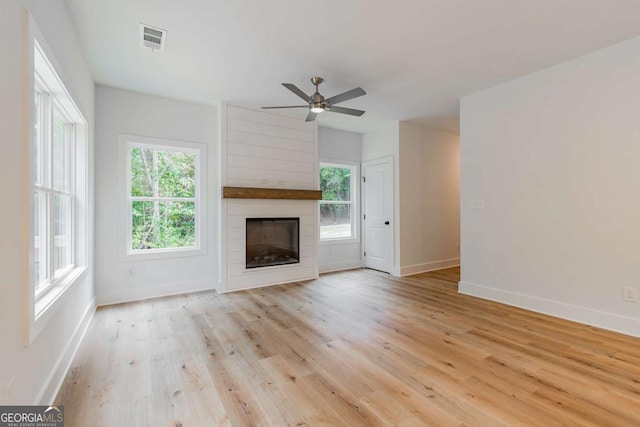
[310, 103, 325, 113]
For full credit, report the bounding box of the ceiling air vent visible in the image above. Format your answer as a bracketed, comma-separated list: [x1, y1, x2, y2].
[140, 24, 167, 52]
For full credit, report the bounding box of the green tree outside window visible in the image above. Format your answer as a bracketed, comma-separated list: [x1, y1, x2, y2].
[129, 147, 197, 251]
[320, 165, 353, 239]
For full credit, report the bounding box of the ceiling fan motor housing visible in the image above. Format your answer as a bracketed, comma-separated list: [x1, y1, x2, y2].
[310, 92, 324, 103]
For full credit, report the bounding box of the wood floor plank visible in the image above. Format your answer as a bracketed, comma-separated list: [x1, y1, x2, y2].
[56, 267, 640, 426]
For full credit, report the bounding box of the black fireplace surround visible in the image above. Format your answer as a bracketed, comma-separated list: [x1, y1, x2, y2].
[246, 217, 300, 269]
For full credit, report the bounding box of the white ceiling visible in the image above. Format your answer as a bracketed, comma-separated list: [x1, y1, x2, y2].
[65, 0, 640, 134]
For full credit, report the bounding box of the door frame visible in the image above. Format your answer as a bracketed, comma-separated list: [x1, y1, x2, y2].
[361, 156, 395, 273]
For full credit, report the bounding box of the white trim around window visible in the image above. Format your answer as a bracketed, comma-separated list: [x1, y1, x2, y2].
[119, 134, 207, 261]
[319, 161, 360, 244]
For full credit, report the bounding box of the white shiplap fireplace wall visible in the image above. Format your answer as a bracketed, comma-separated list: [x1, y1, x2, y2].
[219, 104, 319, 292]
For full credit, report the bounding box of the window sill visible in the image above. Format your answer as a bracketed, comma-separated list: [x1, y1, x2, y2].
[319, 237, 360, 246]
[125, 246, 206, 261]
[30, 265, 87, 343]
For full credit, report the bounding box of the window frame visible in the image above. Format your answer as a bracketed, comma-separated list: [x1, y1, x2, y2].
[121, 135, 207, 260]
[27, 29, 89, 344]
[33, 80, 77, 299]
[319, 161, 359, 243]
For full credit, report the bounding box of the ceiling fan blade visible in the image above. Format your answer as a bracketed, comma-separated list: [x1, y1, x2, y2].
[261, 105, 308, 109]
[305, 111, 317, 122]
[327, 106, 365, 117]
[282, 83, 311, 102]
[325, 87, 366, 105]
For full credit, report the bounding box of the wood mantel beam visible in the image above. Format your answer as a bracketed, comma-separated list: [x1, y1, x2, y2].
[222, 186, 322, 200]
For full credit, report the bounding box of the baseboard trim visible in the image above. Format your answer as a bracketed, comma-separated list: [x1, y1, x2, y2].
[459, 280, 640, 339]
[97, 279, 215, 307]
[319, 260, 363, 274]
[38, 297, 96, 405]
[400, 258, 460, 277]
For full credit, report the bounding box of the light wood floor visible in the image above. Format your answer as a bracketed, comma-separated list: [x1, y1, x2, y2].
[56, 267, 640, 426]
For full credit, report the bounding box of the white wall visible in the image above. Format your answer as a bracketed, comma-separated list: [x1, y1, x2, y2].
[319, 126, 362, 162]
[0, 0, 96, 404]
[460, 36, 640, 337]
[318, 127, 362, 273]
[398, 122, 460, 275]
[95, 86, 218, 305]
[362, 121, 399, 163]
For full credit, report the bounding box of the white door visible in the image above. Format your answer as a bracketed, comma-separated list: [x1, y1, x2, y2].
[363, 158, 393, 273]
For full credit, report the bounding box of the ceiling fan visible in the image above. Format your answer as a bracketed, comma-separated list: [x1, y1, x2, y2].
[262, 77, 366, 122]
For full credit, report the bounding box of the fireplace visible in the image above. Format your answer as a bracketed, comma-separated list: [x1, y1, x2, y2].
[246, 218, 300, 269]
[219, 104, 319, 292]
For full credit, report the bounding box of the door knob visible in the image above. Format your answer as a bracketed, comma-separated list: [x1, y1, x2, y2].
[384, 221, 390, 225]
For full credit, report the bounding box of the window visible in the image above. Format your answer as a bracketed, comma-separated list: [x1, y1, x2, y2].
[32, 43, 84, 301]
[320, 163, 357, 240]
[27, 23, 88, 343]
[126, 140, 202, 254]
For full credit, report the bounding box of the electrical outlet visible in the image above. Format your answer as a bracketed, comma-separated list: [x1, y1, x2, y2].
[127, 267, 135, 277]
[471, 199, 484, 209]
[623, 287, 637, 302]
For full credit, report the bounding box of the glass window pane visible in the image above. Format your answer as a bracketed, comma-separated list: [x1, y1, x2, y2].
[130, 147, 196, 198]
[53, 194, 72, 278]
[320, 166, 350, 201]
[158, 150, 195, 197]
[34, 190, 48, 290]
[34, 91, 43, 185]
[52, 108, 68, 191]
[131, 201, 196, 250]
[130, 147, 150, 197]
[320, 203, 352, 239]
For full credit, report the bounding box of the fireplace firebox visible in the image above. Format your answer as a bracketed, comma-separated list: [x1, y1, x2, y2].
[246, 218, 300, 269]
